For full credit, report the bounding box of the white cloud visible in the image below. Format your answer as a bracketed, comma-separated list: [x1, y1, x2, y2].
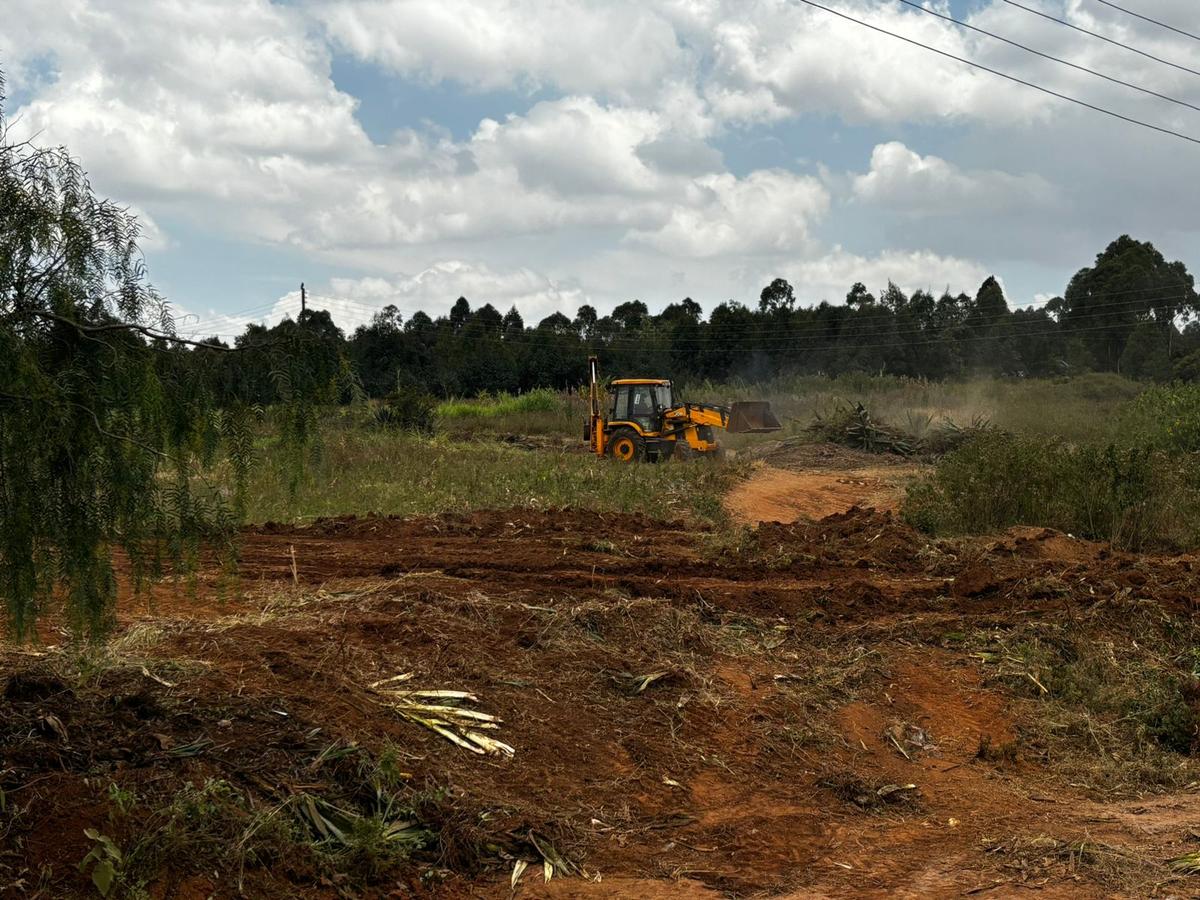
[5, 0, 1198, 326]
[312, 0, 688, 99]
[628, 169, 829, 257]
[852, 142, 1055, 216]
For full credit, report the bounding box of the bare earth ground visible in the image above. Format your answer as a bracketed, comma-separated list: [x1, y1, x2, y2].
[4, 449, 1200, 897]
[724, 442, 923, 525]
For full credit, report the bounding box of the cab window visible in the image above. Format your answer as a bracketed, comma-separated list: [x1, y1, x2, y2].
[653, 384, 673, 410]
[630, 387, 654, 418]
[611, 386, 630, 420]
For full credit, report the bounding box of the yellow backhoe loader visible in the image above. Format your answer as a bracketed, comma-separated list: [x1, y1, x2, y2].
[584, 356, 781, 461]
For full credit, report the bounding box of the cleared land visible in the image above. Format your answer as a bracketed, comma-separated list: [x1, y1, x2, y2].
[5, 435, 1200, 898]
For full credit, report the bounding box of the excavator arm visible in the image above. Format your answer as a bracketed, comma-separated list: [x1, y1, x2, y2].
[662, 402, 780, 434]
[663, 403, 728, 429]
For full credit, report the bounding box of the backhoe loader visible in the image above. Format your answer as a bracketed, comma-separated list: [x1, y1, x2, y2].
[583, 356, 781, 461]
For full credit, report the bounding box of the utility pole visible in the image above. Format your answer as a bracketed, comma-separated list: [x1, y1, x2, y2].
[300, 282, 306, 317]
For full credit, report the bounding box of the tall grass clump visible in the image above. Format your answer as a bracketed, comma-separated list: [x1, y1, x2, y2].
[904, 432, 1200, 550]
[436, 389, 583, 435]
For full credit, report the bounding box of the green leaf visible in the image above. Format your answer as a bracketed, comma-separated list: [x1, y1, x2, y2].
[91, 859, 115, 896]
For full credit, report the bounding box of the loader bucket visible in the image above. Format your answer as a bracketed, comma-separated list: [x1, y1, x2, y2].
[727, 401, 782, 434]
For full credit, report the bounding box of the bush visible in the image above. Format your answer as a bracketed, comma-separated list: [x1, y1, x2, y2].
[375, 386, 437, 433]
[1120, 383, 1200, 454]
[903, 432, 1200, 549]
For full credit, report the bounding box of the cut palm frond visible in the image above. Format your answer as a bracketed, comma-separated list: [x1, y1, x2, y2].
[369, 675, 515, 757]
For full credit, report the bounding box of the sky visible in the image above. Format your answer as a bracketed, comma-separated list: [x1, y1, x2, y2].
[3, 0, 1199, 338]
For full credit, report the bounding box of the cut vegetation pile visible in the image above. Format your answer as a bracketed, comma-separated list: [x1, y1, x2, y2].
[807, 400, 997, 457]
[6, 506, 1200, 897]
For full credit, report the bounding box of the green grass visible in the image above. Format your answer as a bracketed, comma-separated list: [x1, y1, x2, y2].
[243, 430, 742, 525]
[435, 389, 584, 436]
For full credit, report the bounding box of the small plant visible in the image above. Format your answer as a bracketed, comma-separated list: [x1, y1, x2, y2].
[106, 783, 138, 818]
[375, 385, 437, 433]
[78, 829, 123, 897]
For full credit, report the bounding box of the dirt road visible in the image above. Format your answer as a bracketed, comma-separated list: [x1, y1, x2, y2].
[5, 497, 1200, 897]
[725, 441, 924, 526]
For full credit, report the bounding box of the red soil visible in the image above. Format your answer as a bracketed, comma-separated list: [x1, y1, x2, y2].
[3, 506, 1200, 897]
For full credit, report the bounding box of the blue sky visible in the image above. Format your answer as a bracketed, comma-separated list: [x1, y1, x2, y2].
[4, 0, 1199, 336]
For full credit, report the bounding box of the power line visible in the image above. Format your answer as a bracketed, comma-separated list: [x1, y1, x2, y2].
[1094, 0, 1200, 44]
[1000, 0, 1200, 79]
[793, 0, 1200, 145]
[896, 0, 1200, 113]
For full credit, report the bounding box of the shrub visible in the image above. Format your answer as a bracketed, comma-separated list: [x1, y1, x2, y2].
[1120, 383, 1200, 454]
[903, 432, 1199, 549]
[375, 386, 437, 433]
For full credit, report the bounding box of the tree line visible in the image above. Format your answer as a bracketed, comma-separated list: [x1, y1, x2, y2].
[189, 234, 1200, 402]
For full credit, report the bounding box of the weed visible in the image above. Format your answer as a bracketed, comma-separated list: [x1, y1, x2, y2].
[78, 829, 123, 897]
[105, 783, 137, 819]
[120, 778, 301, 891]
[369, 742, 414, 792]
[972, 615, 1200, 795]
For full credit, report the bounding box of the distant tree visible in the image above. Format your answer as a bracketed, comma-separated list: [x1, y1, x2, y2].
[611, 300, 648, 331]
[970, 276, 1009, 323]
[1120, 322, 1172, 381]
[449, 296, 472, 331]
[405, 310, 433, 333]
[1172, 349, 1200, 383]
[908, 289, 935, 327]
[846, 282, 876, 308]
[573, 304, 598, 339]
[502, 305, 524, 337]
[471, 303, 503, 332]
[759, 278, 795, 314]
[660, 297, 702, 323]
[1061, 236, 1199, 370]
[536, 311, 574, 335]
[880, 281, 909, 312]
[373, 304, 403, 333]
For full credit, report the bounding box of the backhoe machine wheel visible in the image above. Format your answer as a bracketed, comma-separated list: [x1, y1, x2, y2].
[608, 428, 644, 462]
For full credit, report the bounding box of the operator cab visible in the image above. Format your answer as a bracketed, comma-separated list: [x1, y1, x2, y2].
[610, 379, 673, 433]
